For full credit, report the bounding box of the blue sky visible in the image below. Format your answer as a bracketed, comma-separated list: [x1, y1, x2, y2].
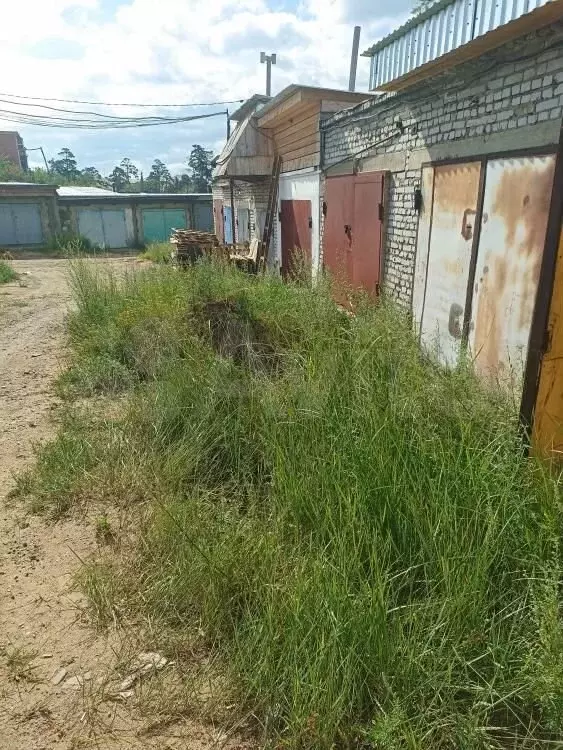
[0, 0, 412, 177]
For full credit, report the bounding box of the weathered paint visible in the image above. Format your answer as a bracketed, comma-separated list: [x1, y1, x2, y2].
[533, 224, 563, 457]
[237, 207, 250, 243]
[468, 154, 556, 390]
[323, 175, 354, 290]
[141, 208, 187, 243]
[277, 170, 320, 276]
[351, 173, 385, 294]
[213, 199, 224, 244]
[280, 199, 312, 276]
[194, 202, 213, 232]
[0, 202, 43, 245]
[412, 166, 435, 330]
[77, 208, 128, 249]
[419, 161, 481, 366]
[223, 205, 234, 244]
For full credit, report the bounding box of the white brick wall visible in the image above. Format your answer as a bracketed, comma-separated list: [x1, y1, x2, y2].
[322, 25, 563, 306]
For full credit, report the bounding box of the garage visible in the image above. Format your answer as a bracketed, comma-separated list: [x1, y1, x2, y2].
[77, 208, 128, 249]
[0, 203, 43, 245]
[141, 208, 187, 243]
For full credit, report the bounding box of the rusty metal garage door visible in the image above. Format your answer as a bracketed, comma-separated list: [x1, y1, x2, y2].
[417, 161, 482, 367]
[467, 154, 556, 388]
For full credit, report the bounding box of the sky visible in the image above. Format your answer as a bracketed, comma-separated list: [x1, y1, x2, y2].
[0, 0, 413, 177]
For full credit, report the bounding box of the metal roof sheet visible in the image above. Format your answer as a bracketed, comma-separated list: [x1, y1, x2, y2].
[364, 0, 558, 89]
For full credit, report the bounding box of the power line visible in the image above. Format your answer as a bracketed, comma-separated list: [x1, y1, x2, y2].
[0, 91, 245, 108]
[0, 108, 228, 130]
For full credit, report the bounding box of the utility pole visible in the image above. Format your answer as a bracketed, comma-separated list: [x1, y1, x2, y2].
[260, 52, 277, 97]
[348, 26, 361, 92]
[25, 146, 49, 172]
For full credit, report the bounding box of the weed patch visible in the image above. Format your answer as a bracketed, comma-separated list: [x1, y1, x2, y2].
[0, 260, 18, 284]
[23, 259, 563, 748]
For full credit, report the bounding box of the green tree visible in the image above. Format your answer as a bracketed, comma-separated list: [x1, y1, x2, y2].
[146, 159, 172, 193]
[81, 166, 105, 186]
[412, 0, 439, 13]
[188, 144, 213, 192]
[171, 173, 192, 193]
[120, 158, 139, 183]
[108, 166, 128, 192]
[49, 147, 79, 178]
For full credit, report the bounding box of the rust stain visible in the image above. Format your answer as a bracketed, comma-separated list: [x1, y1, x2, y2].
[473, 254, 506, 377]
[443, 258, 464, 276]
[433, 162, 481, 217]
[492, 158, 555, 256]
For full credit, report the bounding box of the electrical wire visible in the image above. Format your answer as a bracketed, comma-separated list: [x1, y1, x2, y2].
[0, 91, 245, 108]
[0, 109, 227, 130]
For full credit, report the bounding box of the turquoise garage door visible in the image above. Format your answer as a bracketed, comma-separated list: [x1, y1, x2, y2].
[78, 209, 128, 248]
[0, 203, 43, 245]
[142, 209, 187, 243]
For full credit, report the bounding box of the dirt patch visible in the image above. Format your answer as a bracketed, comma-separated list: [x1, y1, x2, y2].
[0, 259, 254, 749]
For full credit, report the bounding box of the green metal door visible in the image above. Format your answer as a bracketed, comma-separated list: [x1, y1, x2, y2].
[142, 208, 187, 243]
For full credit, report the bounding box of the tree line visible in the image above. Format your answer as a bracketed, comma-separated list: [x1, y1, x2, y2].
[0, 144, 214, 193]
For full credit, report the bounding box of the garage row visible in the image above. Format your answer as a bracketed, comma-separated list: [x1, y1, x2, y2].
[0, 184, 214, 249]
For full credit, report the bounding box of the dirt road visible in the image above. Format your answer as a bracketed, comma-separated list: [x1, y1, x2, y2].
[0, 259, 249, 750]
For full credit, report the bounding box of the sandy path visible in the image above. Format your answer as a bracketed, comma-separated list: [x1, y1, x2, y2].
[0, 259, 251, 750]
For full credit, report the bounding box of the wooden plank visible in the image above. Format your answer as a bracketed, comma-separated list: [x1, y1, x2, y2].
[282, 154, 320, 173]
[280, 137, 321, 163]
[258, 90, 305, 127]
[277, 132, 321, 156]
[275, 115, 319, 145]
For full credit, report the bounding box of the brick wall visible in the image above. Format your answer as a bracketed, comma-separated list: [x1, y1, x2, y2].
[322, 24, 563, 307]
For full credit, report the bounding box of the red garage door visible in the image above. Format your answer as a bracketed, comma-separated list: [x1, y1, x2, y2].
[324, 172, 385, 295]
[280, 199, 312, 277]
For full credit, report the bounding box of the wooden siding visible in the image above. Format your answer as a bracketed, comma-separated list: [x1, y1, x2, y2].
[272, 104, 320, 173]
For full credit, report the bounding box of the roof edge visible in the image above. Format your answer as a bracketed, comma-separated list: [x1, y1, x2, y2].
[362, 0, 457, 56]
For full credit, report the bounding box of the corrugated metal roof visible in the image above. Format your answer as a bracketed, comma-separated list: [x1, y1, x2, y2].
[57, 191, 212, 202]
[57, 186, 115, 197]
[365, 0, 556, 89]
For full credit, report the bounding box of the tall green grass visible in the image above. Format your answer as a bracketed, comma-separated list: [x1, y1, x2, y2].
[0, 259, 18, 283]
[22, 258, 563, 748]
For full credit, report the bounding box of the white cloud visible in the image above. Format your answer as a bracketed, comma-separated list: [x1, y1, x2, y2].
[0, 0, 409, 174]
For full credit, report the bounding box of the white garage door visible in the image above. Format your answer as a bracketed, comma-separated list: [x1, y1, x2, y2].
[78, 208, 127, 249]
[0, 203, 43, 245]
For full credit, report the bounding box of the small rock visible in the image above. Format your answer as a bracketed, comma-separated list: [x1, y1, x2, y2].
[31, 353, 42, 358]
[52, 668, 67, 686]
[41, 653, 53, 659]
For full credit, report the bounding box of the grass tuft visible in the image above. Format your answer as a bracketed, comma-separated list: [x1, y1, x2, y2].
[22, 258, 563, 748]
[0, 260, 18, 284]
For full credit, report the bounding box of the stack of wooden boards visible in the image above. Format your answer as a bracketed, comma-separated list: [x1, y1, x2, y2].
[170, 229, 221, 266]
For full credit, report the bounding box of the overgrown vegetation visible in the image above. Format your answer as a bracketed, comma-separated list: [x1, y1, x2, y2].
[19, 259, 563, 748]
[0, 260, 18, 284]
[138, 242, 172, 264]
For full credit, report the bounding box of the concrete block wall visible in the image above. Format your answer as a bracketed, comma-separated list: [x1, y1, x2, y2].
[322, 23, 563, 307]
